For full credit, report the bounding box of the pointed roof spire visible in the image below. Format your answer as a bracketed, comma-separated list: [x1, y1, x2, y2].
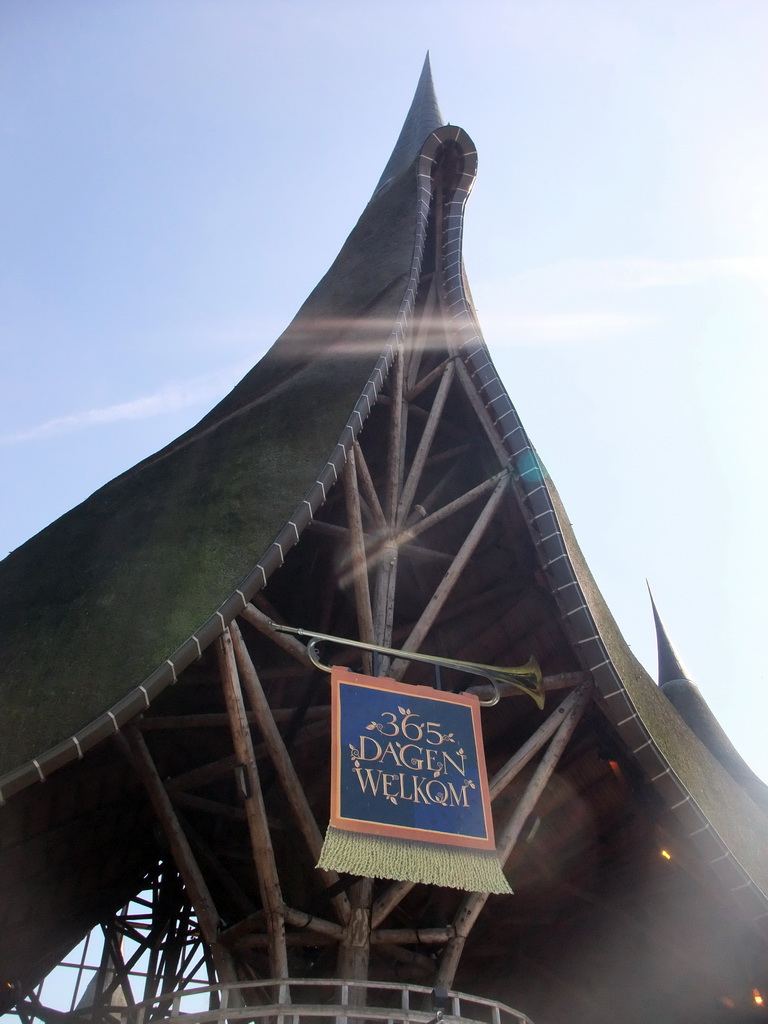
[648, 583, 693, 685]
[373, 53, 444, 196]
[647, 585, 768, 808]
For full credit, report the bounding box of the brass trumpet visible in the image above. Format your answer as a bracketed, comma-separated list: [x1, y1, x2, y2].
[269, 622, 544, 709]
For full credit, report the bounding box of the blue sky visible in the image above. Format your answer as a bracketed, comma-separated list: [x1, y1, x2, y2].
[1, 0, 767, 782]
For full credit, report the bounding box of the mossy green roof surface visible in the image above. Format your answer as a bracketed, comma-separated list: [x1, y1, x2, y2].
[0, 161, 420, 777]
[547, 475, 768, 897]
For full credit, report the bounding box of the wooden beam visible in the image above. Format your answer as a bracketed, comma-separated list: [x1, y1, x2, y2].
[170, 791, 246, 821]
[435, 683, 593, 989]
[396, 359, 455, 530]
[488, 684, 591, 800]
[384, 345, 405, 523]
[282, 906, 345, 940]
[406, 355, 452, 403]
[219, 911, 266, 946]
[231, 933, 338, 949]
[118, 727, 239, 986]
[342, 446, 376, 672]
[165, 754, 239, 793]
[397, 468, 508, 543]
[454, 358, 509, 466]
[372, 541, 399, 675]
[389, 475, 509, 679]
[370, 927, 454, 945]
[217, 630, 288, 979]
[229, 620, 351, 925]
[374, 943, 435, 976]
[370, 879, 414, 929]
[405, 278, 440, 391]
[353, 441, 387, 535]
[183, 820, 258, 920]
[336, 878, 373, 996]
[240, 602, 314, 668]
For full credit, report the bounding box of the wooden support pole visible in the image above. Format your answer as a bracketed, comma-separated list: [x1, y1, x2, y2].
[241, 602, 314, 668]
[402, 460, 462, 531]
[389, 476, 509, 679]
[119, 727, 240, 986]
[165, 754, 240, 793]
[170, 791, 246, 821]
[454, 358, 510, 466]
[372, 542, 399, 675]
[183, 820, 258, 919]
[398, 469, 508, 544]
[370, 879, 414, 930]
[384, 346, 405, 523]
[229, 620, 351, 925]
[373, 343, 407, 669]
[282, 906, 345, 940]
[337, 877, 373, 996]
[375, 943, 435, 976]
[489, 684, 592, 800]
[216, 629, 288, 980]
[342, 446, 376, 671]
[405, 278, 439, 391]
[406, 354, 452, 403]
[232, 933, 338, 949]
[396, 359, 455, 529]
[353, 441, 387, 535]
[435, 683, 593, 990]
[370, 927, 454, 945]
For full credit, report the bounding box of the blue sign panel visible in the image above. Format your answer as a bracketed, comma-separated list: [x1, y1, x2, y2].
[330, 667, 495, 850]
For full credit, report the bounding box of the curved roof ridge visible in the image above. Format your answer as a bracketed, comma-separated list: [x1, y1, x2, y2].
[373, 53, 444, 197]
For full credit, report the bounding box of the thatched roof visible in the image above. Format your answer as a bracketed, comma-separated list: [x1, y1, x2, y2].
[0, 119, 426, 794]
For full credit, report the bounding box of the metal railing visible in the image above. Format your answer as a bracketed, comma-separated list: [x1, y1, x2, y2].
[105, 978, 533, 1024]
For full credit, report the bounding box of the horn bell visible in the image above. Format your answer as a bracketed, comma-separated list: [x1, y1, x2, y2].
[488, 656, 545, 709]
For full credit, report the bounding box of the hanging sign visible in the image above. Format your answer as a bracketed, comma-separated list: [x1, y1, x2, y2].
[317, 666, 512, 894]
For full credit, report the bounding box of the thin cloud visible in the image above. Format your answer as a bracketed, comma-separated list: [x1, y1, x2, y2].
[0, 367, 248, 445]
[499, 256, 768, 297]
[476, 310, 644, 344]
[473, 255, 768, 346]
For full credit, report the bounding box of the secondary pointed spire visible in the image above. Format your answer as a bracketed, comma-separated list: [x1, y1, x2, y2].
[648, 583, 693, 686]
[648, 584, 768, 809]
[373, 53, 445, 196]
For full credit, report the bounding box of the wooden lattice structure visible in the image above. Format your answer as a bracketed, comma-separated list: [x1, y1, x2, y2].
[2, 57, 768, 1024]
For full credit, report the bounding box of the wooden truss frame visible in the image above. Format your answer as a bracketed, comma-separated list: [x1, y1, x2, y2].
[8, 142, 596, 1023]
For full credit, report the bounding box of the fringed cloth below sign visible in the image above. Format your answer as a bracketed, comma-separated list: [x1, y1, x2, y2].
[320, 666, 513, 895]
[318, 825, 512, 894]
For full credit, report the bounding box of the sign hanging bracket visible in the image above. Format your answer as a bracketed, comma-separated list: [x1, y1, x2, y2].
[268, 622, 544, 709]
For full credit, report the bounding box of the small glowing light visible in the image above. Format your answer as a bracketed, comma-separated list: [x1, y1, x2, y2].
[660, 849, 672, 860]
[720, 996, 735, 1008]
[753, 988, 764, 1006]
